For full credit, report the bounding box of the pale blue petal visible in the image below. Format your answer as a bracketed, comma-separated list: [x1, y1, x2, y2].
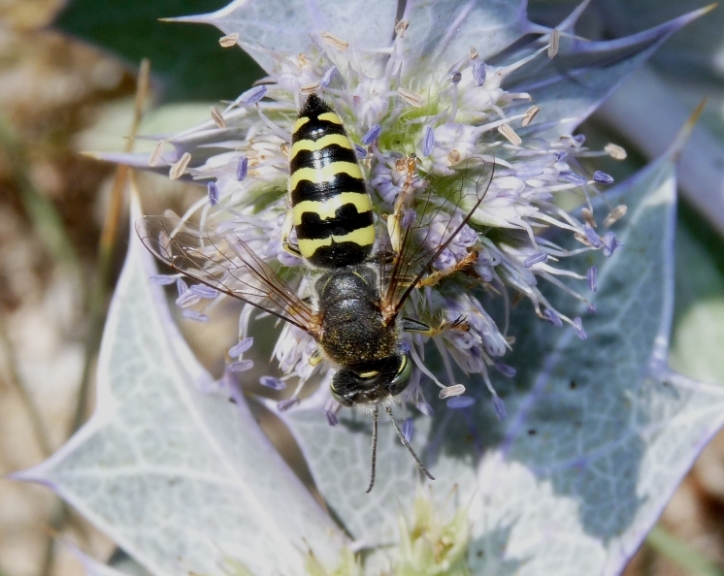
[12, 195, 347, 575]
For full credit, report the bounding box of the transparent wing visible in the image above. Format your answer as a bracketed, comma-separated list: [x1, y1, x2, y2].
[382, 160, 495, 320]
[137, 215, 321, 336]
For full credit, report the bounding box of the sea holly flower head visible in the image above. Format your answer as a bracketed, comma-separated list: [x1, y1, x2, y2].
[16, 2, 724, 576]
[138, 0, 631, 416]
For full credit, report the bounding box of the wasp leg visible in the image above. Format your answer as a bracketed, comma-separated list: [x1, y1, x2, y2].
[281, 209, 302, 257]
[417, 250, 478, 288]
[401, 315, 469, 337]
[387, 155, 419, 256]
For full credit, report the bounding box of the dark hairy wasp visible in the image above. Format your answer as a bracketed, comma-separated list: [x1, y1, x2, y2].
[138, 93, 492, 492]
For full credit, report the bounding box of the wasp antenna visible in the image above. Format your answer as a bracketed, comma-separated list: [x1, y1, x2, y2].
[385, 405, 435, 481]
[366, 405, 380, 493]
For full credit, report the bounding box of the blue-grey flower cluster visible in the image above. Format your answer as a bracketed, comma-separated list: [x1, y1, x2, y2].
[143, 13, 625, 420]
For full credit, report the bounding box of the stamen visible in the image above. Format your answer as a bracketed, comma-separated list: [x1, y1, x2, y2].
[218, 33, 239, 48]
[394, 19, 409, 37]
[397, 88, 424, 108]
[176, 291, 200, 308]
[277, 397, 300, 412]
[210, 106, 226, 128]
[439, 384, 466, 399]
[362, 124, 381, 145]
[548, 29, 560, 58]
[150, 274, 176, 286]
[190, 284, 218, 299]
[524, 252, 548, 267]
[472, 61, 486, 86]
[543, 308, 563, 327]
[593, 170, 614, 184]
[176, 278, 188, 296]
[169, 152, 191, 180]
[320, 66, 337, 87]
[300, 82, 320, 94]
[181, 310, 209, 323]
[498, 124, 522, 146]
[494, 361, 516, 378]
[573, 317, 587, 340]
[521, 105, 539, 127]
[410, 344, 453, 391]
[587, 266, 598, 292]
[560, 172, 587, 186]
[603, 232, 622, 257]
[260, 376, 286, 390]
[583, 224, 603, 248]
[326, 410, 339, 427]
[605, 143, 627, 160]
[236, 156, 248, 181]
[492, 395, 507, 420]
[582, 208, 596, 229]
[207, 180, 219, 206]
[604, 205, 627, 227]
[228, 338, 254, 357]
[320, 32, 349, 51]
[228, 360, 254, 372]
[422, 125, 435, 156]
[149, 140, 165, 166]
[223, 85, 267, 113]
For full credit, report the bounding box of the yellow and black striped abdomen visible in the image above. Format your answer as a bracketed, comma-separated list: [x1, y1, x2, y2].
[289, 94, 375, 268]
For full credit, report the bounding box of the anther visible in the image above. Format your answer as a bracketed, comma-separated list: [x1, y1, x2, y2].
[210, 106, 226, 128]
[548, 29, 560, 58]
[219, 33, 239, 47]
[605, 143, 627, 160]
[498, 124, 522, 146]
[397, 88, 424, 108]
[603, 204, 627, 227]
[320, 32, 349, 50]
[169, 152, 191, 180]
[439, 384, 466, 399]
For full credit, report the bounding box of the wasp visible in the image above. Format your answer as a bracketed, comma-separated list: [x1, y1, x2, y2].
[139, 94, 491, 492]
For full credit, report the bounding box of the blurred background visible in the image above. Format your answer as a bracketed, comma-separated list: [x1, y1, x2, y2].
[0, 0, 723, 575]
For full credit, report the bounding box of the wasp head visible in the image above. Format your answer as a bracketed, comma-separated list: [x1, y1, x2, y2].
[330, 353, 412, 407]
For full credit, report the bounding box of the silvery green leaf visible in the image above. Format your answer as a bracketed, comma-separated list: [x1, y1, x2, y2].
[14, 195, 346, 576]
[506, 6, 710, 137]
[280, 131, 724, 574]
[174, 0, 398, 75]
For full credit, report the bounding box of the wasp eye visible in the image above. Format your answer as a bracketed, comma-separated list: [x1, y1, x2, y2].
[387, 354, 412, 396]
[329, 377, 355, 407]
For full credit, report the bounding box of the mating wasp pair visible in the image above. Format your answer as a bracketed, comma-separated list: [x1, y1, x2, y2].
[139, 94, 492, 491]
